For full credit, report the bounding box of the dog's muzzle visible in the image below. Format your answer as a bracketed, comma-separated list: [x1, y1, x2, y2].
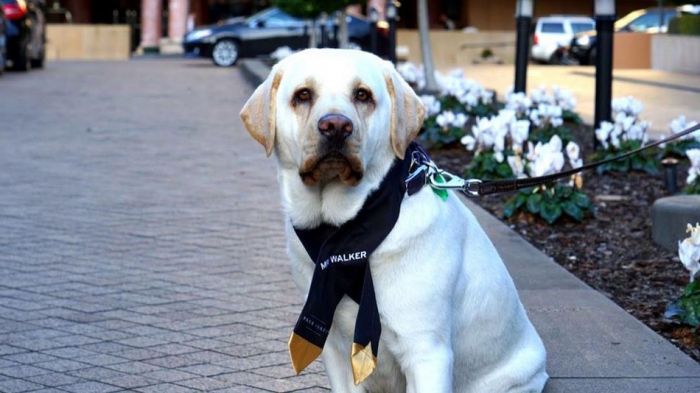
[299, 113, 363, 187]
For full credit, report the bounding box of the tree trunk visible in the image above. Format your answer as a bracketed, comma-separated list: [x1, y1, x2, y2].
[338, 10, 349, 48]
[417, 0, 438, 92]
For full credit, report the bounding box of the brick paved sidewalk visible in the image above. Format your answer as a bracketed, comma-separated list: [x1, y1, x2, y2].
[0, 60, 327, 392]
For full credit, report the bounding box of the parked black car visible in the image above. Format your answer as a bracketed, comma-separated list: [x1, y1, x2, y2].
[569, 7, 680, 65]
[0, 5, 6, 75]
[184, 7, 381, 67]
[1, 0, 46, 71]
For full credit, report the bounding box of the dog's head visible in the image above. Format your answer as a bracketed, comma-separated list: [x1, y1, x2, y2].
[240, 49, 425, 187]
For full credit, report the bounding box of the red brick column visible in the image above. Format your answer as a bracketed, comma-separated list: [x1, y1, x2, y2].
[140, 0, 162, 52]
[168, 0, 189, 43]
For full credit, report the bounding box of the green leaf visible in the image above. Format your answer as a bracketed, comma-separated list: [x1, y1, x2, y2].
[514, 193, 528, 208]
[562, 201, 583, 221]
[503, 199, 517, 218]
[572, 192, 591, 208]
[526, 193, 542, 214]
[540, 202, 562, 224]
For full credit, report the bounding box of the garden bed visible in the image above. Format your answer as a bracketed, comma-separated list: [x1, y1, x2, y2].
[429, 124, 700, 362]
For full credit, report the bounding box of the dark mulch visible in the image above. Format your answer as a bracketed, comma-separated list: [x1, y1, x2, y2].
[428, 124, 700, 362]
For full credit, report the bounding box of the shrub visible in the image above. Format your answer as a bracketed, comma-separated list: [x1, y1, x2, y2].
[668, 14, 700, 36]
[500, 135, 592, 224]
[664, 115, 700, 158]
[593, 97, 658, 175]
[505, 87, 579, 144]
[666, 224, 700, 327]
[684, 149, 700, 194]
[408, 67, 499, 148]
[460, 109, 529, 180]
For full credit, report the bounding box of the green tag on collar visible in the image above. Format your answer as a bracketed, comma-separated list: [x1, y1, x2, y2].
[431, 173, 449, 201]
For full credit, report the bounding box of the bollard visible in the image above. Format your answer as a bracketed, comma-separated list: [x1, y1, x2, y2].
[514, 0, 533, 93]
[386, 1, 397, 64]
[594, 0, 615, 149]
[662, 158, 679, 194]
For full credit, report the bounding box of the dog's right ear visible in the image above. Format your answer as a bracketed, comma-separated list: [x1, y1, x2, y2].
[240, 68, 284, 156]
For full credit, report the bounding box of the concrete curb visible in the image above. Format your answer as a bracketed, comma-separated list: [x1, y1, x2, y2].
[239, 58, 700, 393]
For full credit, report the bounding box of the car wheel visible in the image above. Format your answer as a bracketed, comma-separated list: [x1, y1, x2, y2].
[13, 37, 31, 71]
[212, 39, 238, 67]
[31, 47, 45, 69]
[0, 46, 5, 76]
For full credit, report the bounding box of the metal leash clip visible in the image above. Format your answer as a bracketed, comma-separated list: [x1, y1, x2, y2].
[426, 168, 482, 197]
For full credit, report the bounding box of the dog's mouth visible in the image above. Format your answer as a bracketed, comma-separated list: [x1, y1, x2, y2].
[299, 151, 363, 187]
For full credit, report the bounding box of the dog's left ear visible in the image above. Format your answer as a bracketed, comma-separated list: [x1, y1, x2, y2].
[240, 68, 284, 156]
[384, 64, 426, 159]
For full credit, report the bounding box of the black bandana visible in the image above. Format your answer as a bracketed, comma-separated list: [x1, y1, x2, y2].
[288, 143, 432, 384]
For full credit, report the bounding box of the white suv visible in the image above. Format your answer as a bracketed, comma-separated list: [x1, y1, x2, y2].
[531, 15, 595, 64]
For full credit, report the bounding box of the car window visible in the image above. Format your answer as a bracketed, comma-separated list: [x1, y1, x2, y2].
[571, 22, 594, 34]
[540, 22, 565, 33]
[627, 12, 663, 31]
[264, 10, 301, 27]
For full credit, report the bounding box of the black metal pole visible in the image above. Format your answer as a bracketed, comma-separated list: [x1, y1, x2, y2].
[594, 14, 615, 148]
[387, 7, 397, 64]
[514, 16, 531, 93]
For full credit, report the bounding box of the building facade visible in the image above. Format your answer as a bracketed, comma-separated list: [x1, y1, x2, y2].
[51, 0, 660, 54]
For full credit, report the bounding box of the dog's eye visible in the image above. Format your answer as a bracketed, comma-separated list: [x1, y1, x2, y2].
[354, 88, 372, 103]
[293, 88, 312, 104]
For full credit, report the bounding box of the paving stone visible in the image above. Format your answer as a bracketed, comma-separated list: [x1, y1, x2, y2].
[0, 58, 696, 393]
[60, 381, 121, 393]
[0, 379, 44, 393]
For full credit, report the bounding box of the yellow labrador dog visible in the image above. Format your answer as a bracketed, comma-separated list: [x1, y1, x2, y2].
[240, 48, 547, 393]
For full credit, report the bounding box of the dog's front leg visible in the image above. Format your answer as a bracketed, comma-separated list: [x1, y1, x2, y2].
[402, 341, 453, 393]
[322, 333, 367, 393]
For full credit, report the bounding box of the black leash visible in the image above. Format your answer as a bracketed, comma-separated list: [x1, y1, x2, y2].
[420, 122, 700, 196]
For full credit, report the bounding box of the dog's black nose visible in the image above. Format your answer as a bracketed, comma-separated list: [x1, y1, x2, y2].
[318, 114, 353, 143]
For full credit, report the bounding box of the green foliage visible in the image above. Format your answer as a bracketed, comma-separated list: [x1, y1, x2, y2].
[503, 184, 592, 224]
[529, 124, 573, 145]
[562, 109, 582, 125]
[668, 14, 700, 36]
[419, 117, 466, 149]
[685, 180, 700, 195]
[592, 140, 659, 175]
[667, 280, 700, 327]
[419, 95, 499, 148]
[664, 139, 700, 158]
[464, 151, 514, 180]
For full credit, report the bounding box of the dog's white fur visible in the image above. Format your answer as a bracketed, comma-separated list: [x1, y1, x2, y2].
[240, 49, 548, 393]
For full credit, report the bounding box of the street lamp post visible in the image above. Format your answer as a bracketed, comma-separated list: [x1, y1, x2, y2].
[369, 7, 379, 55]
[514, 0, 533, 93]
[386, 1, 397, 64]
[594, 0, 615, 148]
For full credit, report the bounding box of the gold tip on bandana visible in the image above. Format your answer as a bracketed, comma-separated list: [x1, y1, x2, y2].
[351, 342, 377, 385]
[288, 332, 322, 374]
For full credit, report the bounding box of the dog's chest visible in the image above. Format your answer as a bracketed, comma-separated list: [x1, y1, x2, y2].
[289, 250, 407, 391]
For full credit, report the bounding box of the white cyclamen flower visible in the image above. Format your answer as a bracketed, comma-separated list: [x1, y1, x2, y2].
[507, 155, 527, 178]
[528, 135, 565, 177]
[563, 137, 584, 169]
[420, 95, 441, 116]
[679, 223, 700, 281]
[437, 111, 466, 129]
[669, 115, 700, 141]
[686, 149, 700, 184]
[510, 120, 531, 147]
[461, 135, 476, 151]
[595, 121, 614, 149]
